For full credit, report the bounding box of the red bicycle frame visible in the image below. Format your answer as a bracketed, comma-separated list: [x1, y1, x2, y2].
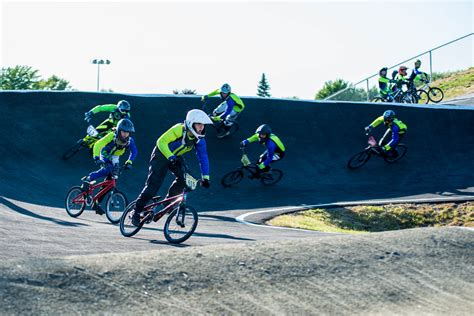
[72, 178, 116, 205]
[141, 190, 187, 223]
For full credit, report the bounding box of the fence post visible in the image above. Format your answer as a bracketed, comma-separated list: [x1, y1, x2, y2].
[429, 50, 433, 81]
[366, 79, 370, 101]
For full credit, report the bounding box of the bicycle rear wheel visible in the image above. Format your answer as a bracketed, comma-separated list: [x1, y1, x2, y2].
[428, 87, 444, 103]
[347, 150, 371, 170]
[65, 186, 86, 217]
[260, 169, 283, 186]
[221, 170, 244, 187]
[119, 201, 150, 237]
[62, 139, 85, 160]
[384, 145, 407, 164]
[164, 206, 198, 244]
[105, 190, 128, 224]
[416, 89, 429, 104]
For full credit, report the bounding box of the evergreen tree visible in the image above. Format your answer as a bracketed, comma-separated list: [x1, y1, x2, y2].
[257, 73, 271, 97]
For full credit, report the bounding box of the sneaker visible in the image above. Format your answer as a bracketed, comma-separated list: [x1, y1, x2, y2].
[92, 202, 105, 215]
[131, 209, 141, 226]
[80, 177, 90, 192]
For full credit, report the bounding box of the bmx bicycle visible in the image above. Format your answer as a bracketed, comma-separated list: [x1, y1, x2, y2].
[347, 134, 407, 170]
[221, 148, 283, 187]
[65, 166, 128, 224]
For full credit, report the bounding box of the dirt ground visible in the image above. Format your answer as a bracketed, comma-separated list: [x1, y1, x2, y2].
[1, 227, 473, 315]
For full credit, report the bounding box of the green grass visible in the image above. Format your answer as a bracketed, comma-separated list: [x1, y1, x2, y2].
[267, 202, 474, 233]
[429, 67, 474, 101]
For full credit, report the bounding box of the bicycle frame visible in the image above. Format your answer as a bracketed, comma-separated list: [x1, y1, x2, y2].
[141, 172, 198, 223]
[72, 178, 116, 205]
[365, 136, 384, 156]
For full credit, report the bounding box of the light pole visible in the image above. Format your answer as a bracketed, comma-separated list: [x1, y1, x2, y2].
[91, 59, 111, 91]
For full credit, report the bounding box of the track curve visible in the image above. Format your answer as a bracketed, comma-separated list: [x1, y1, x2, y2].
[0, 91, 473, 259]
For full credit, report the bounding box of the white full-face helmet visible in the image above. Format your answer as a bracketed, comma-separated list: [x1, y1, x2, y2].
[185, 109, 213, 139]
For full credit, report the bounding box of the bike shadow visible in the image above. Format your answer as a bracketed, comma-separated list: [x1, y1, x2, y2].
[131, 225, 254, 242]
[0, 196, 89, 227]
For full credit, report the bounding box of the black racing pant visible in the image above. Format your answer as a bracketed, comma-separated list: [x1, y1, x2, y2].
[134, 152, 185, 212]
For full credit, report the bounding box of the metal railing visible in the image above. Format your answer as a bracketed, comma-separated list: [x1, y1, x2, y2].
[325, 33, 473, 101]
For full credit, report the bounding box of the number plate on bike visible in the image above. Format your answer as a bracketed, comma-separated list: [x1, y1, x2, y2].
[87, 125, 99, 137]
[368, 136, 377, 147]
[185, 173, 198, 190]
[241, 154, 251, 166]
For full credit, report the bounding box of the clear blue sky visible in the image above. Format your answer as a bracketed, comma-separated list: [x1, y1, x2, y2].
[1, 0, 472, 98]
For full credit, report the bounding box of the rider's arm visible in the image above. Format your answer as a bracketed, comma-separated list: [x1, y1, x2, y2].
[195, 139, 210, 180]
[207, 89, 221, 97]
[385, 124, 400, 151]
[127, 137, 138, 162]
[242, 133, 259, 146]
[156, 124, 183, 159]
[229, 93, 245, 111]
[89, 104, 117, 114]
[369, 116, 384, 128]
[261, 140, 277, 168]
[93, 132, 115, 158]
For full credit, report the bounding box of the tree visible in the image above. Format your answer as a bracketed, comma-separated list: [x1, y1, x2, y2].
[315, 79, 348, 100]
[0, 65, 39, 90]
[0, 65, 72, 90]
[257, 73, 271, 97]
[173, 88, 196, 95]
[33, 75, 71, 90]
[315, 78, 376, 101]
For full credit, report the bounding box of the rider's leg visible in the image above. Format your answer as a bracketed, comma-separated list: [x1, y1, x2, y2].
[165, 157, 186, 200]
[95, 118, 115, 133]
[134, 155, 169, 213]
[378, 129, 391, 147]
[224, 110, 240, 128]
[212, 101, 227, 116]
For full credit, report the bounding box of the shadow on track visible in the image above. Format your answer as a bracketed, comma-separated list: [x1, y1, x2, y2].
[0, 196, 89, 227]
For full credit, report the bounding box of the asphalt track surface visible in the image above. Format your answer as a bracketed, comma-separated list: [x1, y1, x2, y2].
[0, 91, 473, 259]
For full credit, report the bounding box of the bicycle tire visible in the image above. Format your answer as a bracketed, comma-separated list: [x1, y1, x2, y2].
[119, 201, 149, 237]
[105, 190, 128, 224]
[428, 87, 444, 103]
[164, 205, 198, 244]
[416, 89, 430, 104]
[221, 170, 244, 187]
[371, 97, 385, 103]
[216, 122, 239, 138]
[260, 169, 283, 186]
[65, 186, 86, 217]
[401, 92, 414, 104]
[62, 139, 85, 160]
[384, 144, 407, 164]
[347, 150, 371, 170]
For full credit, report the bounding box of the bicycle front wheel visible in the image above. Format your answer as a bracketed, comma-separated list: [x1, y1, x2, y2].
[260, 169, 283, 186]
[119, 201, 149, 237]
[221, 170, 244, 187]
[105, 190, 128, 224]
[164, 206, 198, 244]
[416, 89, 429, 104]
[428, 87, 444, 103]
[62, 139, 85, 160]
[347, 150, 371, 170]
[65, 186, 86, 217]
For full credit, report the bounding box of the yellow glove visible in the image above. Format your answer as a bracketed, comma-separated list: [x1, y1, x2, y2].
[211, 116, 222, 122]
